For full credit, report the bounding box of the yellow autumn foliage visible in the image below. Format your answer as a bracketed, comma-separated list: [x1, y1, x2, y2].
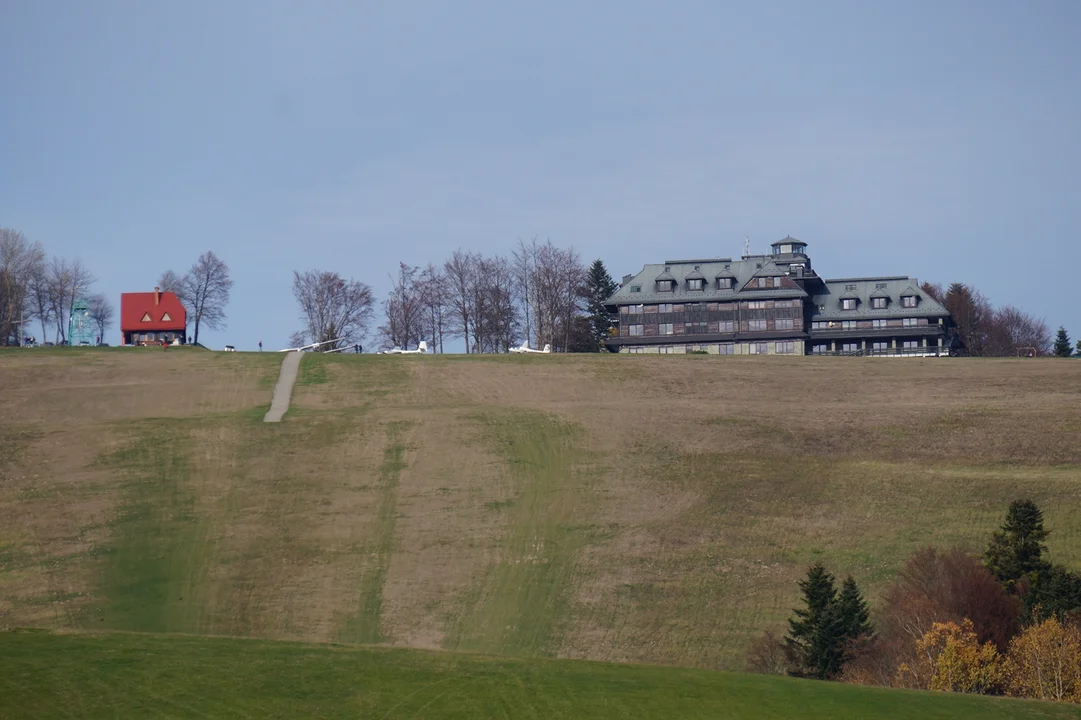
[1004, 616, 1081, 703]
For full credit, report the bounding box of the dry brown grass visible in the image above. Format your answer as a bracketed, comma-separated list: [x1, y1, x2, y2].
[2, 348, 1079, 670]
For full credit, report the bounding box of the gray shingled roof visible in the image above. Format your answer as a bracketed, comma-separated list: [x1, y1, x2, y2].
[606, 257, 808, 305]
[810, 278, 948, 320]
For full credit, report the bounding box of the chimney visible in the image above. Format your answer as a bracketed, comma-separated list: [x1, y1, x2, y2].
[154, 287, 160, 306]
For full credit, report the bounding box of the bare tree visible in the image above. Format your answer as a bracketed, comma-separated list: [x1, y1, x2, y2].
[985, 306, 1050, 356]
[512, 238, 539, 347]
[443, 249, 477, 353]
[532, 241, 586, 352]
[86, 293, 116, 344]
[28, 263, 53, 343]
[470, 255, 519, 353]
[181, 251, 232, 345]
[157, 269, 187, 295]
[377, 263, 426, 350]
[418, 263, 449, 353]
[0, 228, 45, 345]
[46, 257, 95, 344]
[292, 269, 374, 349]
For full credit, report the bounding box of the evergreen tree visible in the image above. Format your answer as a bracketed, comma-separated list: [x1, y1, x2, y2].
[984, 499, 1050, 589]
[786, 564, 845, 679]
[1076, 338, 1081, 356]
[837, 575, 874, 656]
[1052, 326, 1072, 356]
[1026, 564, 1081, 622]
[585, 259, 618, 352]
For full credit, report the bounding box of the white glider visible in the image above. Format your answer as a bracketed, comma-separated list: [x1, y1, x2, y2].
[509, 341, 551, 354]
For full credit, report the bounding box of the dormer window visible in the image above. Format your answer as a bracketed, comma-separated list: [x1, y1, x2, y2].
[717, 277, 732, 290]
[141, 312, 152, 322]
[842, 298, 858, 310]
[657, 280, 674, 293]
[687, 278, 703, 291]
[871, 297, 887, 310]
[161, 312, 172, 321]
[901, 295, 917, 308]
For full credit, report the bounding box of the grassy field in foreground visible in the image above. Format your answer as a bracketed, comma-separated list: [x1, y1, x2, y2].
[2, 630, 1079, 720]
[2, 348, 1081, 671]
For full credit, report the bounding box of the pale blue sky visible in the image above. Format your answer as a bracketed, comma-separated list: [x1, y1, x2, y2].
[2, 0, 1079, 350]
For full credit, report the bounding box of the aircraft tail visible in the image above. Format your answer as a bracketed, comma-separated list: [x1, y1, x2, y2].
[542, 344, 552, 353]
[418, 341, 428, 353]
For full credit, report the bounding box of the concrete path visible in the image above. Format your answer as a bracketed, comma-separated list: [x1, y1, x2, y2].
[264, 351, 302, 422]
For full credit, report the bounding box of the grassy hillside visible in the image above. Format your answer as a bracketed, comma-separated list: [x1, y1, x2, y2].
[3, 630, 1079, 719]
[2, 347, 1081, 671]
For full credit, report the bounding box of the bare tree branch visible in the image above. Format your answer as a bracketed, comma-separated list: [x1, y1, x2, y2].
[86, 293, 116, 344]
[291, 269, 374, 349]
[378, 263, 426, 350]
[0, 228, 45, 345]
[182, 251, 232, 345]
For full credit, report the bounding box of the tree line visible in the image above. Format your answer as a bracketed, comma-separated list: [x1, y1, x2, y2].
[750, 499, 1081, 704]
[921, 281, 1071, 357]
[1, 227, 108, 345]
[289, 239, 619, 353]
[1, 226, 234, 347]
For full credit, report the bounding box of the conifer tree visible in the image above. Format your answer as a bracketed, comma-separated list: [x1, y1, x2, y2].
[984, 499, 1050, 589]
[1052, 327, 1072, 357]
[585, 259, 618, 351]
[786, 564, 844, 679]
[837, 575, 874, 651]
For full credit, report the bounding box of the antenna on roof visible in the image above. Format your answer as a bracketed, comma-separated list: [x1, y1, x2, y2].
[744, 235, 750, 258]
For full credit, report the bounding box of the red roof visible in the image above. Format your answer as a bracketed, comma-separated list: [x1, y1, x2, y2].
[120, 290, 187, 331]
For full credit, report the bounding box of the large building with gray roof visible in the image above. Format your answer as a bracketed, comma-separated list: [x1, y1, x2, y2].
[603, 237, 952, 356]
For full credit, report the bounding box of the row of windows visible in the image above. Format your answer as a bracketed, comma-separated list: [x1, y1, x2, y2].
[623, 319, 798, 336]
[811, 339, 934, 354]
[811, 317, 928, 330]
[651, 275, 788, 293]
[626, 341, 800, 355]
[842, 296, 920, 310]
[620, 299, 800, 314]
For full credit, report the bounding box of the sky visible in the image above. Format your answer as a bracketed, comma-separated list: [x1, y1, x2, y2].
[2, 0, 1079, 352]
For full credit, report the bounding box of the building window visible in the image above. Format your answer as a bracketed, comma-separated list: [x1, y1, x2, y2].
[812, 344, 829, 355]
[684, 322, 707, 334]
[871, 297, 887, 309]
[660, 323, 674, 335]
[657, 280, 674, 292]
[842, 320, 856, 330]
[717, 277, 732, 290]
[718, 343, 734, 355]
[688, 278, 703, 291]
[842, 342, 860, 352]
[902, 295, 918, 308]
[773, 277, 783, 287]
[630, 285, 641, 293]
[872, 319, 886, 328]
[903, 340, 919, 349]
[776, 341, 795, 354]
[140, 312, 152, 322]
[747, 319, 767, 331]
[845, 284, 856, 291]
[658, 303, 673, 313]
[718, 320, 735, 333]
[776, 318, 795, 331]
[629, 324, 644, 336]
[841, 298, 857, 310]
[872, 341, 888, 351]
[753, 342, 769, 354]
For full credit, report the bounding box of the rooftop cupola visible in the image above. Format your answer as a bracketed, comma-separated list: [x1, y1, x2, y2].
[770, 236, 808, 257]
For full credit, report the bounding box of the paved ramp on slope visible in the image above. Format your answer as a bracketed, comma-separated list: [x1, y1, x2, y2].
[264, 351, 302, 422]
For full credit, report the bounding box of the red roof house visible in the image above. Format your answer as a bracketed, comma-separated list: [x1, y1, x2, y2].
[120, 288, 187, 345]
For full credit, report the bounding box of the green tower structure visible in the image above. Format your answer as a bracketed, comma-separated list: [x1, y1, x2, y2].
[68, 299, 95, 346]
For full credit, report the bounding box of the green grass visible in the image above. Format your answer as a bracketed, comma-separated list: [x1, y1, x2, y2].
[446, 410, 594, 657]
[342, 420, 413, 643]
[80, 420, 214, 634]
[2, 630, 1078, 719]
